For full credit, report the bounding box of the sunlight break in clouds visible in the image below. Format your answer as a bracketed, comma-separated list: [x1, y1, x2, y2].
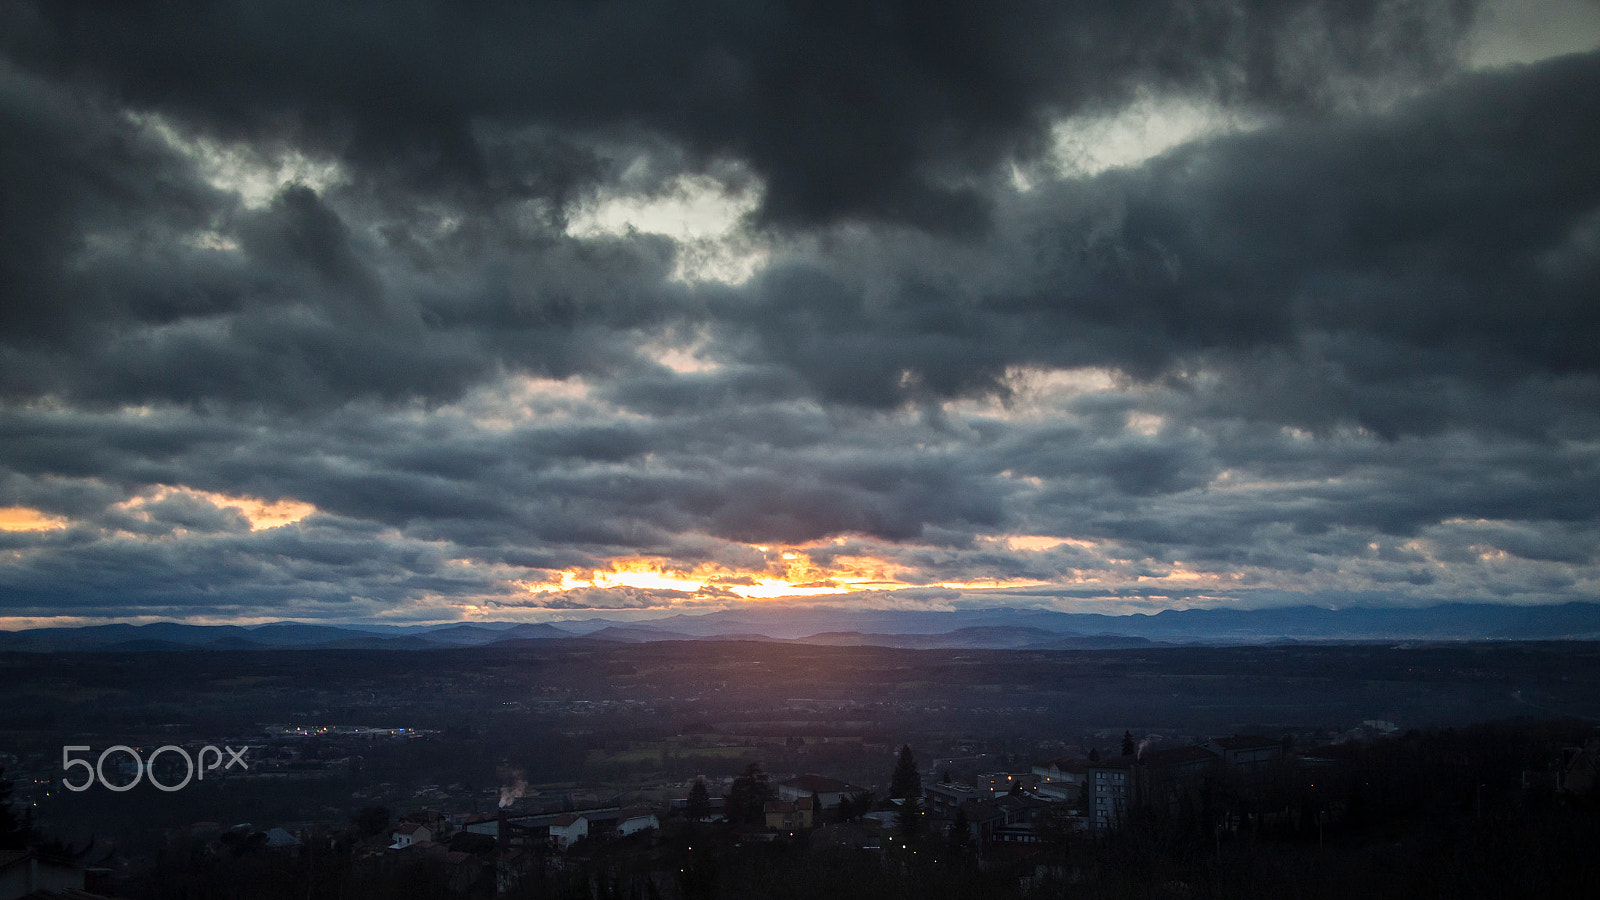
[131, 111, 346, 210]
[115, 486, 317, 531]
[0, 507, 68, 532]
[522, 546, 910, 603]
[940, 366, 1125, 420]
[1043, 95, 1262, 181]
[567, 172, 768, 284]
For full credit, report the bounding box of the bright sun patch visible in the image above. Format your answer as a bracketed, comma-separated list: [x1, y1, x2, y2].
[522, 545, 908, 601]
[0, 507, 69, 532]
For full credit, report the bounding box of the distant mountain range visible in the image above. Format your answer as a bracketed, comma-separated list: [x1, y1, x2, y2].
[0, 620, 573, 653]
[4, 601, 1600, 652]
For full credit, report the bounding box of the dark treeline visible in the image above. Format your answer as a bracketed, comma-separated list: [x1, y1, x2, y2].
[76, 717, 1598, 899]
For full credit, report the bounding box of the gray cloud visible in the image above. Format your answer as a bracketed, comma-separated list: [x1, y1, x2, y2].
[2, 1, 1599, 622]
[3, 1, 1475, 228]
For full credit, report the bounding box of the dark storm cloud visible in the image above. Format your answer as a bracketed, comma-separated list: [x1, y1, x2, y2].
[4, 0, 1599, 621]
[0, 0, 1484, 412]
[1124, 52, 1600, 377]
[0, 523, 485, 619]
[5, 0, 1474, 228]
[721, 50, 1600, 427]
[0, 63, 224, 349]
[0, 49, 685, 409]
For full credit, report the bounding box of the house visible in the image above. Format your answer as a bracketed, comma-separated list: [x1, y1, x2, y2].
[547, 814, 587, 849]
[617, 807, 659, 836]
[264, 827, 302, 849]
[397, 810, 448, 841]
[777, 774, 864, 810]
[390, 822, 433, 849]
[763, 797, 814, 830]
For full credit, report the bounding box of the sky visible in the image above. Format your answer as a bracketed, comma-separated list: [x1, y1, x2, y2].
[2, 0, 1600, 627]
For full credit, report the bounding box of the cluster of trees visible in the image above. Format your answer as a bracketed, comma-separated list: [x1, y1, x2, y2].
[0, 767, 30, 851]
[681, 744, 929, 833]
[725, 765, 772, 825]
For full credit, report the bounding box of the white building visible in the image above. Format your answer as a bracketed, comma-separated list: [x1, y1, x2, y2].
[617, 808, 658, 836]
[548, 814, 588, 848]
[390, 822, 433, 849]
[777, 774, 864, 809]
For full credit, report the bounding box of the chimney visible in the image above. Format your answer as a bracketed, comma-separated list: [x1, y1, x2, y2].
[497, 809, 509, 853]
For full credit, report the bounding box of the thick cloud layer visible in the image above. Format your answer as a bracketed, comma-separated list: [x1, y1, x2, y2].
[1, 0, 1598, 623]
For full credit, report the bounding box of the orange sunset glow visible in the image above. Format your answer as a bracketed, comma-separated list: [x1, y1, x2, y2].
[522, 544, 910, 600]
[515, 534, 1146, 605]
[114, 487, 318, 530]
[0, 506, 69, 531]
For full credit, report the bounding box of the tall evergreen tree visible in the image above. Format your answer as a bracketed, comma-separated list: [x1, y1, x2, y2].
[1121, 731, 1136, 757]
[727, 764, 773, 825]
[0, 767, 30, 850]
[896, 794, 924, 837]
[837, 790, 874, 823]
[890, 744, 921, 800]
[949, 804, 970, 849]
[686, 777, 710, 822]
[352, 806, 390, 838]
